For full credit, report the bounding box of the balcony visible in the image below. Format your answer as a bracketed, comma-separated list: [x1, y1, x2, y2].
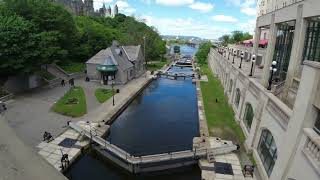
[303, 128, 320, 174]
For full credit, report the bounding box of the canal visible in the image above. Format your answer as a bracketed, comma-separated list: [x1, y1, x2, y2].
[66, 45, 200, 180]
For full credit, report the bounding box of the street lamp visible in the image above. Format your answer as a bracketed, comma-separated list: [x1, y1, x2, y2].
[249, 54, 256, 77]
[143, 36, 146, 68]
[267, 61, 277, 90]
[239, 51, 244, 69]
[111, 80, 115, 106]
[232, 50, 236, 64]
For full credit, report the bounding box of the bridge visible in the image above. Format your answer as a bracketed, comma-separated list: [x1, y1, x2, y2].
[69, 122, 239, 173]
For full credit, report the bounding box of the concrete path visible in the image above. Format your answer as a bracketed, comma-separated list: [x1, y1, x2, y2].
[2, 85, 73, 148]
[0, 117, 68, 180]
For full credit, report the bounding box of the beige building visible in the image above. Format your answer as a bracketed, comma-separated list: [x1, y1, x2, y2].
[211, 0, 320, 179]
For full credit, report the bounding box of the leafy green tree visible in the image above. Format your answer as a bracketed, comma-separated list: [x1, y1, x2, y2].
[0, 15, 40, 75]
[196, 42, 213, 65]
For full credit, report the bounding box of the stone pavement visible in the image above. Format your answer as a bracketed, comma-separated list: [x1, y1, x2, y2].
[199, 137, 257, 180]
[0, 117, 68, 180]
[2, 84, 74, 147]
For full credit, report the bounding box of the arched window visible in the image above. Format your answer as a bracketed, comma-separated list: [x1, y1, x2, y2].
[244, 103, 254, 131]
[235, 88, 241, 108]
[258, 129, 277, 177]
[229, 79, 233, 93]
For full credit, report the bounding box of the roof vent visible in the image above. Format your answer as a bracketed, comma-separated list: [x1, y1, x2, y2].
[115, 48, 122, 56]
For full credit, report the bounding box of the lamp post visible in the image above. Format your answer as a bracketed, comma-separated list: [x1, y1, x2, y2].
[267, 61, 277, 90]
[232, 50, 236, 64]
[249, 54, 256, 77]
[112, 80, 115, 106]
[239, 51, 244, 69]
[143, 36, 146, 69]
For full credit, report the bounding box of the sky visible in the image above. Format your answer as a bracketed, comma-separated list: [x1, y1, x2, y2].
[93, 0, 257, 39]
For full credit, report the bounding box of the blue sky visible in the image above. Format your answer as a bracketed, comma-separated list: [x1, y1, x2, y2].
[93, 0, 257, 39]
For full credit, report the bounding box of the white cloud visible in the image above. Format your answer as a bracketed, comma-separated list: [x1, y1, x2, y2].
[224, 0, 257, 16]
[237, 19, 256, 34]
[94, 0, 113, 10]
[189, 2, 214, 13]
[240, 7, 256, 16]
[141, 15, 231, 39]
[155, 0, 194, 6]
[116, 0, 136, 14]
[212, 15, 238, 22]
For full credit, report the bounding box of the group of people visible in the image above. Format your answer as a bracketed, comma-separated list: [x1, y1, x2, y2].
[42, 131, 53, 142]
[60, 78, 75, 87]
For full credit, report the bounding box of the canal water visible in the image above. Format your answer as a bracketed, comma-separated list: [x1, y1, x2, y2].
[66, 45, 200, 180]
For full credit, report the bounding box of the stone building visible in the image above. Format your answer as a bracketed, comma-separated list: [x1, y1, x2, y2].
[211, 0, 320, 179]
[52, 0, 118, 17]
[86, 41, 145, 85]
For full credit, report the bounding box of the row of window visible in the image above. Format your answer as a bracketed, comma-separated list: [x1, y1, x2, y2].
[230, 83, 277, 177]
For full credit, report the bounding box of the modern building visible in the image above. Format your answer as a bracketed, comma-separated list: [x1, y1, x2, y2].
[86, 41, 145, 85]
[210, 0, 320, 179]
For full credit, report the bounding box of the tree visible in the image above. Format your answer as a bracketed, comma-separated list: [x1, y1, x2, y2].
[219, 35, 230, 46]
[0, 15, 40, 75]
[196, 42, 214, 65]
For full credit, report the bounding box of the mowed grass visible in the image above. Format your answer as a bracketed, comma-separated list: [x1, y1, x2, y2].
[95, 88, 113, 103]
[52, 86, 87, 117]
[200, 63, 245, 145]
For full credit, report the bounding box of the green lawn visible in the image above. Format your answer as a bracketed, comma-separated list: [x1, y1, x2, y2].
[58, 62, 85, 74]
[146, 61, 167, 71]
[95, 88, 113, 103]
[200, 63, 245, 145]
[52, 86, 87, 117]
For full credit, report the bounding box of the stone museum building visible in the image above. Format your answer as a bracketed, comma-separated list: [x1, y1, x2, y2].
[211, 0, 320, 179]
[86, 41, 145, 85]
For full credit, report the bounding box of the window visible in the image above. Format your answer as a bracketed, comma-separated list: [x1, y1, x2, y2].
[244, 103, 254, 131]
[229, 80, 233, 93]
[264, 32, 267, 39]
[314, 109, 320, 134]
[235, 89, 241, 108]
[273, 21, 295, 82]
[258, 129, 277, 177]
[303, 17, 320, 62]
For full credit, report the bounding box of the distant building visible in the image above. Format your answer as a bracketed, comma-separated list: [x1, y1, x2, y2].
[52, 0, 118, 17]
[86, 41, 145, 85]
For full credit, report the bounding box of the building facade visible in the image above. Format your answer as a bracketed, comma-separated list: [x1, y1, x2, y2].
[212, 0, 320, 179]
[52, 0, 118, 17]
[86, 41, 145, 85]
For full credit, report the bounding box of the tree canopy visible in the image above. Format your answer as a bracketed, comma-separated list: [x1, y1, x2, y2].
[195, 42, 214, 65]
[0, 0, 166, 77]
[218, 31, 253, 45]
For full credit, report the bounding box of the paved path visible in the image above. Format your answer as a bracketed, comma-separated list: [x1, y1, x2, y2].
[2, 85, 73, 148]
[0, 117, 68, 180]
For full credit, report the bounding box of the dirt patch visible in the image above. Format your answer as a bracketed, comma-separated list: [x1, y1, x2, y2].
[210, 126, 240, 144]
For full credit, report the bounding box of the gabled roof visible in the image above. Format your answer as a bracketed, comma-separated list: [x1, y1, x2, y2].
[122, 45, 141, 62]
[86, 43, 142, 71]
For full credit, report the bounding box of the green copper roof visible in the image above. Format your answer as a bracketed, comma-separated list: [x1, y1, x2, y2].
[96, 65, 117, 72]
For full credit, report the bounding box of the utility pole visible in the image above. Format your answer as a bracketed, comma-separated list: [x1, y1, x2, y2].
[143, 36, 146, 69]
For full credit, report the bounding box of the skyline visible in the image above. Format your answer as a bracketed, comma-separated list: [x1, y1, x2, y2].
[93, 0, 257, 39]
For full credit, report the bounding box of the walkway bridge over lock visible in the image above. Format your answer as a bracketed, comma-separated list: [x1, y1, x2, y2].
[69, 122, 239, 173]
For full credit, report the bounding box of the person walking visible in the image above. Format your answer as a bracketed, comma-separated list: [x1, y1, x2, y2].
[61, 79, 65, 87]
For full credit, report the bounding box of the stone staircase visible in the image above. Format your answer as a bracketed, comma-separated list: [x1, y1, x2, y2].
[46, 64, 70, 81]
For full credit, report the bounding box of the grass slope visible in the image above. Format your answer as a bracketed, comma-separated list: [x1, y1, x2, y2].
[95, 88, 113, 103]
[200, 64, 245, 145]
[52, 86, 87, 117]
[58, 62, 85, 74]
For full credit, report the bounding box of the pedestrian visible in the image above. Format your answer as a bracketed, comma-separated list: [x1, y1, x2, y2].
[216, 98, 218, 103]
[61, 79, 65, 87]
[43, 131, 48, 141]
[70, 78, 75, 87]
